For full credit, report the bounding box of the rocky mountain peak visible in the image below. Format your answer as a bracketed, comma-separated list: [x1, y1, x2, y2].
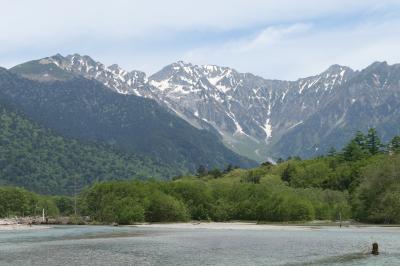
[367, 61, 389, 69]
[324, 64, 352, 74]
[10, 55, 400, 161]
[42, 54, 148, 95]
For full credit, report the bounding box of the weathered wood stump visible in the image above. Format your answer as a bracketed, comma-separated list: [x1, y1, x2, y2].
[371, 242, 379, 255]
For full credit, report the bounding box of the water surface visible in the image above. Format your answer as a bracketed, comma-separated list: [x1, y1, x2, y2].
[0, 225, 399, 265]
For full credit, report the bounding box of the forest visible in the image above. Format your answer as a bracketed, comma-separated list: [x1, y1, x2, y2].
[0, 105, 178, 194]
[1, 128, 400, 224]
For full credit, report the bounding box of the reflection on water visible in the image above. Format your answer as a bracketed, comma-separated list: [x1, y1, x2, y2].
[0, 225, 399, 265]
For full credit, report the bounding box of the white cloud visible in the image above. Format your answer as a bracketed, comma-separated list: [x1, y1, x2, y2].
[222, 23, 312, 53]
[1, 0, 400, 79]
[1, 0, 397, 44]
[182, 18, 400, 80]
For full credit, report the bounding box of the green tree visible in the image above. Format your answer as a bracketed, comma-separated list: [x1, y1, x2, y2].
[115, 198, 145, 224]
[196, 165, 207, 177]
[223, 164, 234, 174]
[261, 161, 273, 168]
[169, 181, 213, 220]
[281, 163, 296, 183]
[241, 170, 261, 184]
[146, 192, 190, 222]
[37, 197, 59, 217]
[353, 131, 367, 149]
[53, 196, 74, 216]
[366, 128, 382, 155]
[208, 168, 223, 178]
[389, 136, 400, 154]
[327, 147, 337, 157]
[353, 155, 400, 223]
[342, 140, 367, 161]
[211, 199, 233, 221]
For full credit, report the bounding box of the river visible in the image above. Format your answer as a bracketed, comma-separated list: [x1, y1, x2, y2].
[0, 224, 399, 265]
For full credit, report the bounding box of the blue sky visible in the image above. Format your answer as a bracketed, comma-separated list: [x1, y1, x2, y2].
[1, 0, 400, 80]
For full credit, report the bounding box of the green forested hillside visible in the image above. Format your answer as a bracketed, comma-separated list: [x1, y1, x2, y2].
[0, 68, 256, 172]
[0, 105, 177, 195]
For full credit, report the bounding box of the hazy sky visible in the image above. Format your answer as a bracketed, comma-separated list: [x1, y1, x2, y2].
[1, 0, 400, 80]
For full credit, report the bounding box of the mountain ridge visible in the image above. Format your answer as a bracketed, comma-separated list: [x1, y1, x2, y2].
[10, 54, 400, 161]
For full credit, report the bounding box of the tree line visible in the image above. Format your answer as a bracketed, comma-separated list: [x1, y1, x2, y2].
[0, 186, 72, 218]
[1, 128, 400, 224]
[76, 128, 400, 224]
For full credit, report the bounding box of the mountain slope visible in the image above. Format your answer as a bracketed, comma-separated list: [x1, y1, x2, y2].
[146, 62, 356, 160]
[274, 62, 400, 158]
[143, 60, 400, 159]
[0, 68, 256, 172]
[11, 54, 400, 160]
[0, 103, 177, 195]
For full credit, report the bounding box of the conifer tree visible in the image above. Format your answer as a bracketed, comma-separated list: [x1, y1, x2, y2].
[389, 136, 400, 153]
[342, 140, 366, 161]
[366, 128, 382, 155]
[328, 147, 337, 157]
[353, 131, 367, 149]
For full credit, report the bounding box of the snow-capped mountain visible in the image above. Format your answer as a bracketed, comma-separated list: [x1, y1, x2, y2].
[147, 61, 356, 160]
[11, 54, 400, 161]
[35, 54, 151, 96]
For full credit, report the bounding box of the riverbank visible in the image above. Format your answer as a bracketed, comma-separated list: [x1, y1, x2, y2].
[133, 221, 400, 231]
[0, 224, 51, 230]
[0, 218, 51, 230]
[134, 222, 312, 230]
[2, 217, 400, 231]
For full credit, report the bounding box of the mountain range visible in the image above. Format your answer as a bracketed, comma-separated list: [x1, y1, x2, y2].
[10, 54, 400, 161]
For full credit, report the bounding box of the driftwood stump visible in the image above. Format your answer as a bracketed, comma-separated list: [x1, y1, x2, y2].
[371, 242, 379, 255]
